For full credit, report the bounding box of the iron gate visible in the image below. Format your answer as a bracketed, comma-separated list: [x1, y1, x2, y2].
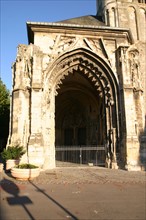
[55, 145, 106, 167]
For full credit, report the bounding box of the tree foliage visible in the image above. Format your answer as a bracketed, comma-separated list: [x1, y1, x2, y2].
[0, 79, 10, 113]
[0, 79, 10, 140]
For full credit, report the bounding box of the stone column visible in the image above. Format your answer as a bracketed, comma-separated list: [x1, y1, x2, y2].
[28, 88, 43, 166]
[119, 45, 143, 170]
[10, 55, 31, 150]
[43, 92, 56, 170]
[105, 98, 118, 169]
[27, 53, 44, 167]
[124, 87, 141, 171]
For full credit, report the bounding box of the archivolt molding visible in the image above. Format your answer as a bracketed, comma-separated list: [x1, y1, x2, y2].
[43, 48, 118, 109]
[42, 48, 120, 157]
[45, 35, 109, 66]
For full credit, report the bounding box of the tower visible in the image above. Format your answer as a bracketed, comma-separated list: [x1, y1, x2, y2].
[96, 0, 146, 42]
[96, 0, 117, 25]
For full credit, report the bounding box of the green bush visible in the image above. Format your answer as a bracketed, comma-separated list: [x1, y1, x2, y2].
[15, 163, 39, 169]
[1, 145, 26, 161]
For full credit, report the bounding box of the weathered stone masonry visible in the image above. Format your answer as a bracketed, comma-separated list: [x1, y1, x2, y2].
[8, 0, 146, 170]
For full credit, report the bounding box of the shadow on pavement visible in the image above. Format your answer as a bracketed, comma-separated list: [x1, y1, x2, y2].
[29, 180, 79, 220]
[0, 178, 35, 220]
[1, 176, 78, 220]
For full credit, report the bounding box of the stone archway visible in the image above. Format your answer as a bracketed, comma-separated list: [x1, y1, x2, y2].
[43, 48, 120, 169]
[55, 68, 106, 165]
[55, 70, 104, 146]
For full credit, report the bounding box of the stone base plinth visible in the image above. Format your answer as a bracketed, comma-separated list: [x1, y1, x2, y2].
[0, 163, 4, 172]
[126, 164, 142, 171]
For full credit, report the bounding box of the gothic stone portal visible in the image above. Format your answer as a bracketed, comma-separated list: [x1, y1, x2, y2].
[9, 17, 146, 170]
[54, 50, 119, 168]
[10, 45, 120, 169]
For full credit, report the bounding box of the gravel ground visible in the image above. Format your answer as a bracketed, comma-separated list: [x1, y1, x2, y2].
[0, 166, 146, 185]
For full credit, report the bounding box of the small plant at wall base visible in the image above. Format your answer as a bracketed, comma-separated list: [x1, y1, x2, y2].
[0, 145, 26, 171]
[15, 163, 39, 169]
[11, 163, 40, 180]
[1, 145, 26, 161]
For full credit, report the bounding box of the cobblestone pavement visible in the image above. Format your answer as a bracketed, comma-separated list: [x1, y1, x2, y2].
[0, 166, 146, 185]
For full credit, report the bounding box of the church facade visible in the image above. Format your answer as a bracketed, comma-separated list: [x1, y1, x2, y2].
[8, 0, 146, 170]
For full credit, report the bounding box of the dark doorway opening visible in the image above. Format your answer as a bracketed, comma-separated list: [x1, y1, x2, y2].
[78, 127, 86, 145]
[64, 128, 73, 145]
[55, 69, 105, 166]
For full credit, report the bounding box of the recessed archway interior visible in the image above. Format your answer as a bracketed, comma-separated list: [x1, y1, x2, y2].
[55, 67, 106, 165]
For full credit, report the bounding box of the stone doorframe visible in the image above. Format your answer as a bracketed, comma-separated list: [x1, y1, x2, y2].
[42, 48, 120, 169]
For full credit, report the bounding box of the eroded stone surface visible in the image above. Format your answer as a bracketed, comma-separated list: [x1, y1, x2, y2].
[8, 1, 146, 170]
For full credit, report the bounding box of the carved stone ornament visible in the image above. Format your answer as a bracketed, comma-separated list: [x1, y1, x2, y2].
[13, 44, 41, 90]
[44, 51, 114, 106]
[48, 35, 107, 61]
[49, 35, 76, 60]
[128, 47, 143, 90]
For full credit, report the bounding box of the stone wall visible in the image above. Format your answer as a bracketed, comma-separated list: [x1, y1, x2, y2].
[8, 1, 146, 170]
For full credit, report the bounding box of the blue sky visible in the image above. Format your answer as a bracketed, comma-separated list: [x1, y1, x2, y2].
[0, 0, 97, 91]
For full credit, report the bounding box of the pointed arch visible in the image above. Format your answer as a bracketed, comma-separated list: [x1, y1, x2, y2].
[43, 48, 121, 167]
[44, 48, 119, 104]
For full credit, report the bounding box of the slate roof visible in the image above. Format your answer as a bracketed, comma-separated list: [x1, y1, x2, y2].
[56, 15, 106, 26]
